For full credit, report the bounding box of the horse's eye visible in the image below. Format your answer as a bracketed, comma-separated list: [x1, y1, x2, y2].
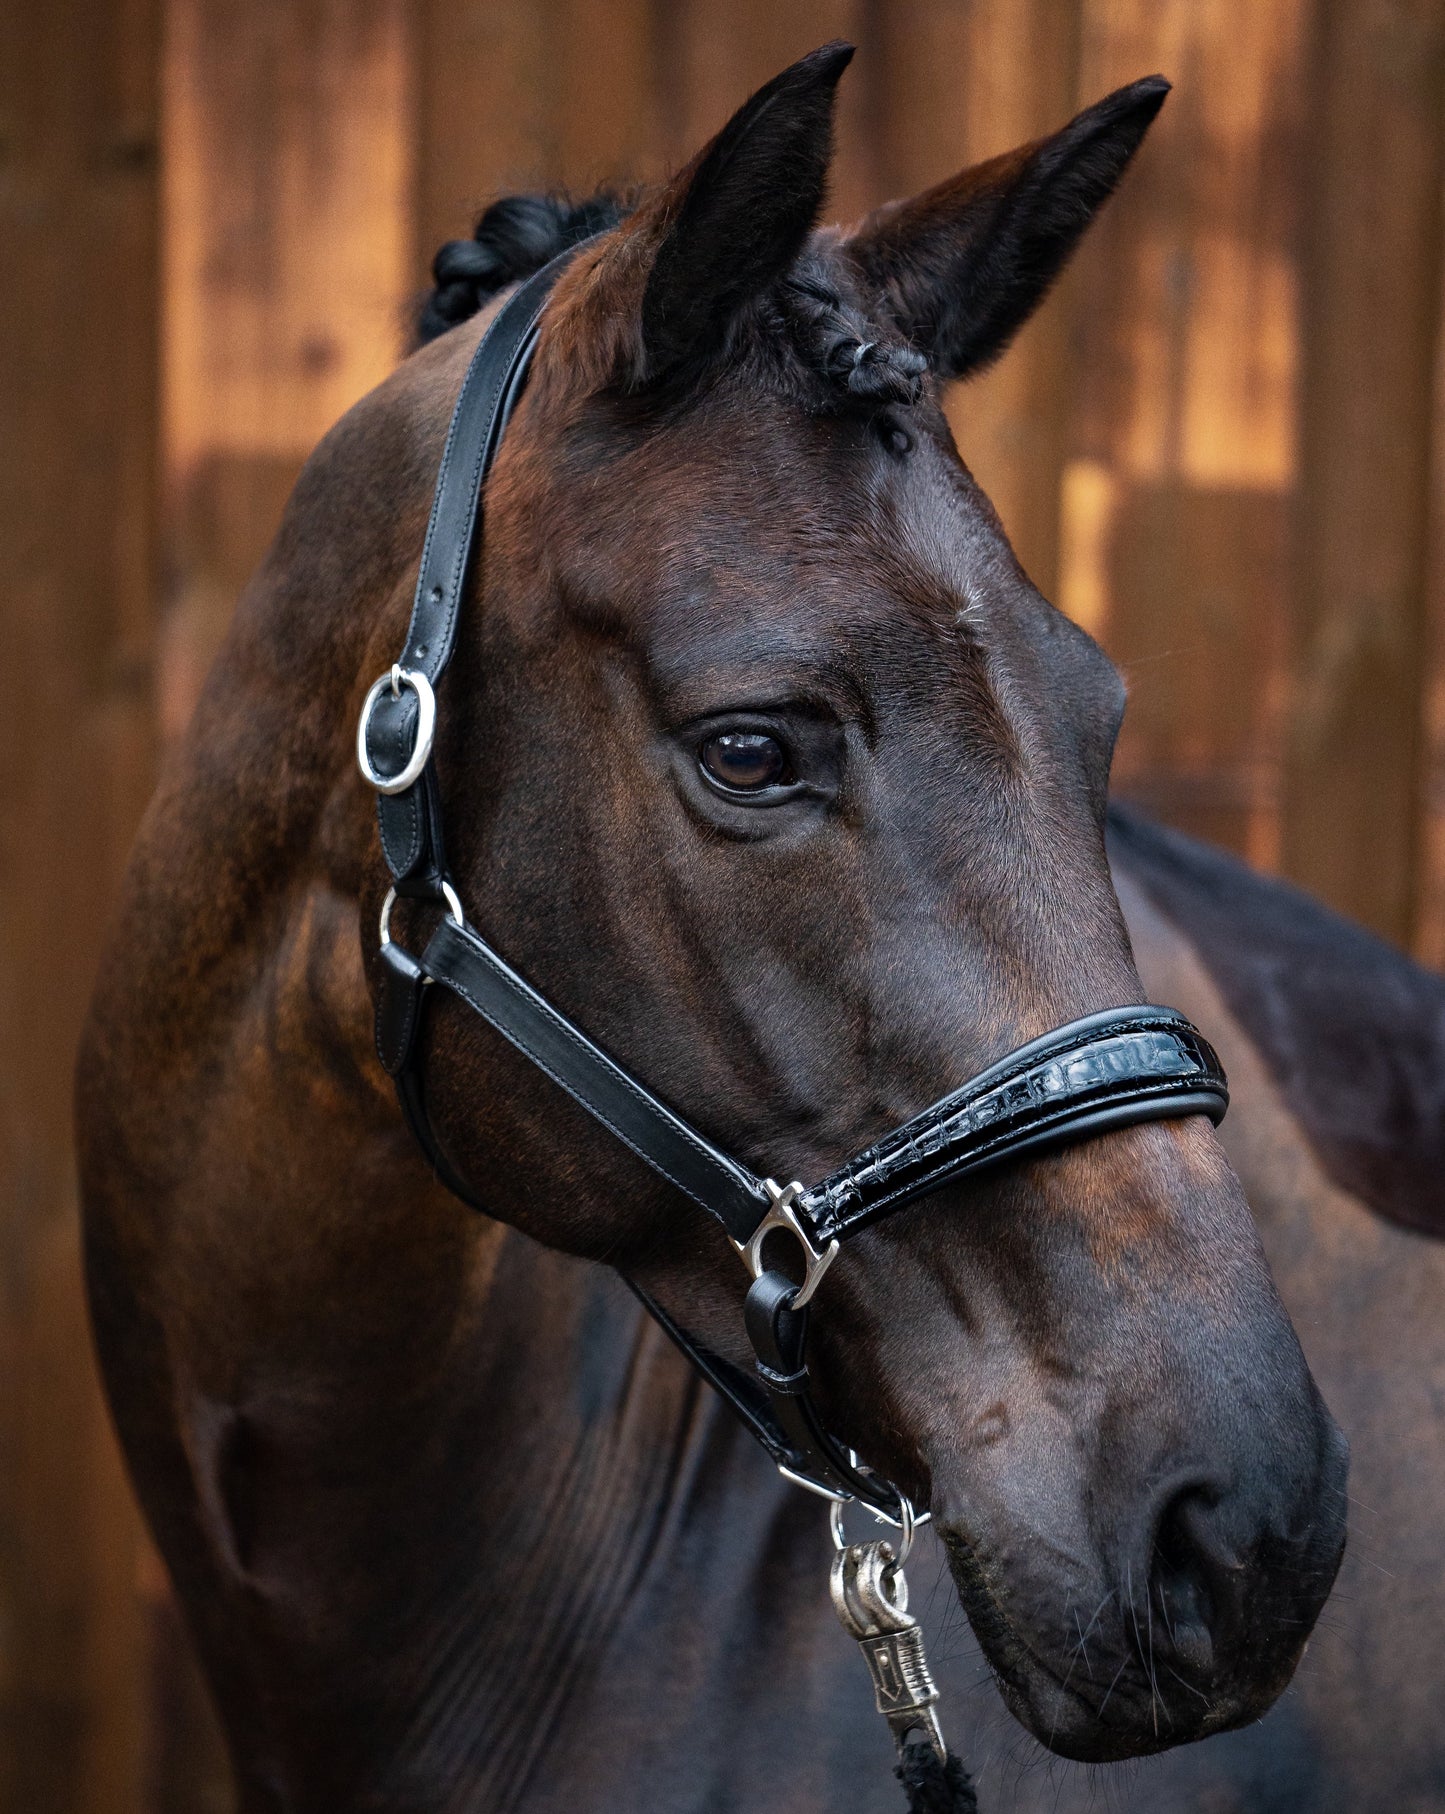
[699, 731, 789, 792]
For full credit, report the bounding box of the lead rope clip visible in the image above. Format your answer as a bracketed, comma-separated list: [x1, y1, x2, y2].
[829, 1499, 979, 1812]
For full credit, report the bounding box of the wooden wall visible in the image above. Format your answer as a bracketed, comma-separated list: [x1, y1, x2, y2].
[5, 0, 1444, 1806]
[1, 0, 162, 1806]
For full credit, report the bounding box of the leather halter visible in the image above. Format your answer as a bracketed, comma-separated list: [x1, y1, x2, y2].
[359, 248, 1228, 1517]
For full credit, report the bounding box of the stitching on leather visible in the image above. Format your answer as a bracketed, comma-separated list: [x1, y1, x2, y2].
[436, 959, 736, 1224]
[815, 1016, 1217, 1195]
[902, 1011, 1196, 1123]
[375, 973, 419, 1074]
[436, 320, 544, 660]
[407, 330, 494, 662]
[436, 925, 761, 1203]
[380, 795, 422, 876]
[817, 1072, 1224, 1238]
[405, 291, 550, 680]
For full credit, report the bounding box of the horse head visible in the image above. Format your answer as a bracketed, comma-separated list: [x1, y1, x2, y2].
[373, 44, 1347, 1764]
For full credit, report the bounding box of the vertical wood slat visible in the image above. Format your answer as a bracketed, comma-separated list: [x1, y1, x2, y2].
[666, 0, 878, 216]
[1414, 251, 1445, 968]
[162, 0, 414, 740]
[413, 0, 664, 277]
[872, 0, 1081, 598]
[0, 0, 160, 1808]
[1061, 0, 1306, 867]
[1283, 0, 1445, 945]
[415, 0, 889, 304]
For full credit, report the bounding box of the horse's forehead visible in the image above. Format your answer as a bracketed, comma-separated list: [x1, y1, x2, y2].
[528, 386, 1012, 640]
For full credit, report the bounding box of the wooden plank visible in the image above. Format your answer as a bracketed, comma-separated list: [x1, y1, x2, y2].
[415, 0, 667, 279]
[1062, 0, 1306, 868]
[0, 0, 160, 1805]
[667, 0, 877, 216]
[164, 0, 413, 475]
[162, 0, 413, 737]
[1282, 0, 1445, 944]
[873, 0, 1081, 597]
[413, 0, 554, 264]
[415, 2, 880, 367]
[1415, 254, 1445, 969]
[550, 0, 665, 191]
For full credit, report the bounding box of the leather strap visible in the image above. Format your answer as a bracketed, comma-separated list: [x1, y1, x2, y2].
[744, 1270, 899, 1510]
[363, 252, 582, 883]
[422, 914, 771, 1240]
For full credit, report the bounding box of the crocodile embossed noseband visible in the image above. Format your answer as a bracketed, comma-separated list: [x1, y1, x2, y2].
[358, 247, 1229, 1519]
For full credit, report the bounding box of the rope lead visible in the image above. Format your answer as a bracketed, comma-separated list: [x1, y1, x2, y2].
[896, 1736, 979, 1812]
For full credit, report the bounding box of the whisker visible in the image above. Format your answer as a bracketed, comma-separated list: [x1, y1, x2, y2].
[1164, 1663, 1210, 1708]
[1096, 1653, 1131, 1720]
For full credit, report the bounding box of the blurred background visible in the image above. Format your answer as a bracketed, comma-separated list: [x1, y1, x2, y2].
[5, 0, 1445, 1805]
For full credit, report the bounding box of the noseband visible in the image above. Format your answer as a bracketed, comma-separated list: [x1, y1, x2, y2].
[359, 246, 1227, 1526]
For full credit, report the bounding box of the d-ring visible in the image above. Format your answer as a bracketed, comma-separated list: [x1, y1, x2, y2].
[379, 880, 464, 948]
[732, 1179, 839, 1309]
[356, 666, 437, 795]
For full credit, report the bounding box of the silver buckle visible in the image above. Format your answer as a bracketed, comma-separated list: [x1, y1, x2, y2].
[732, 1178, 839, 1309]
[356, 664, 437, 795]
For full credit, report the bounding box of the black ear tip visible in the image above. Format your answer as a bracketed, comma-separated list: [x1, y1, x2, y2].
[795, 40, 856, 86]
[1067, 73, 1168, 153]
[1120, 73, 1171, 118]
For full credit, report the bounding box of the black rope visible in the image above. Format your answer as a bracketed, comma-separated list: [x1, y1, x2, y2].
[896, 1738, 978, 1812]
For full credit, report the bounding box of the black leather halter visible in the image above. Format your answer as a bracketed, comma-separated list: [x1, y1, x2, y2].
[359, 248, 1228, 1517]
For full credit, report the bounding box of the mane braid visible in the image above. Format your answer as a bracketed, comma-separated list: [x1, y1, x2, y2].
[778, 274, 928, 409]
[416, 189, 633, 346]
[417, 193, 928, 414]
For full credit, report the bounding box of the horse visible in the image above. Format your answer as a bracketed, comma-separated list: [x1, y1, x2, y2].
[75, 43, 1441, 1812]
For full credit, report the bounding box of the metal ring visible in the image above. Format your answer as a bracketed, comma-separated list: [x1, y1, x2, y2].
[732, 1179, 839, 1309]
[830, 1490, 920, 1567]
[378, 880, 464, 948]
[356, 667, 437, 795]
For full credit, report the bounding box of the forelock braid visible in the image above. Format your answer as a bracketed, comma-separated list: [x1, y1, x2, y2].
[416, 190, 630, 346]
[782, 275, 928, 407]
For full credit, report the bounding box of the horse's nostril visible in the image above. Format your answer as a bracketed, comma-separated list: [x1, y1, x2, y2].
[1148, 1482, 1232, 1684]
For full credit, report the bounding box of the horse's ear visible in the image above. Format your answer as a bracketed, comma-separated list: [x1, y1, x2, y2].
[846, 76, 1169, 381]
[635, 42, 853, 383]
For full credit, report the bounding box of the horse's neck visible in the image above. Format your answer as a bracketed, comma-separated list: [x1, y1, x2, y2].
[375, 1228, 833, 1807]
[121, 854, 813, 1799]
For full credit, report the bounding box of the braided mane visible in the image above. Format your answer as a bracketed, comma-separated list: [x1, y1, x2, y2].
[417, 192, 631, 346]
[418, 190, 927, 409]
